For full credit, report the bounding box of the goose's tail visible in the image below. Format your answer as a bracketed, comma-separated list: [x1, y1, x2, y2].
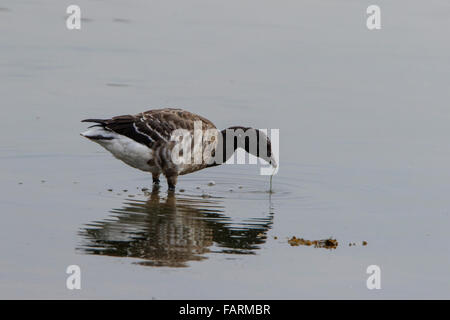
[81, 118, 109, 126]
[81, 119, 114, 140]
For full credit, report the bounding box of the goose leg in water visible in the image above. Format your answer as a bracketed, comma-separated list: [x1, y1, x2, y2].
[166, 175, 178, 191]
[152, 173, 160, 185]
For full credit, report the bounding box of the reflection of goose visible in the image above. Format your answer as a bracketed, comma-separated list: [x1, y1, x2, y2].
[78, 186, 274, 267]
[81, 108, 277, 190]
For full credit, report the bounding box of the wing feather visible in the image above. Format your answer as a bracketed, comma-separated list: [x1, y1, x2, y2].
[82, 108, 217, 148]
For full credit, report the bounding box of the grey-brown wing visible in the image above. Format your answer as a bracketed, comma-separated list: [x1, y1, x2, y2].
[82, 108, 216, 148]
[141, 108, 217, 132]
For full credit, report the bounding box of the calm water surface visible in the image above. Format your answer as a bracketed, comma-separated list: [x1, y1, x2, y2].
[1, 0, 450, 298]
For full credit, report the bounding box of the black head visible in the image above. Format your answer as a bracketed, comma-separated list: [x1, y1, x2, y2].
[220, 126, 277, 167]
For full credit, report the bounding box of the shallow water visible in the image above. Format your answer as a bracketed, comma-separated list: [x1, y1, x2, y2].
[1, 0, 450, 299]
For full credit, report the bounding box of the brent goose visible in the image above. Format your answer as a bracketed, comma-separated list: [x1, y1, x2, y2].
[81, 108, 276, 190]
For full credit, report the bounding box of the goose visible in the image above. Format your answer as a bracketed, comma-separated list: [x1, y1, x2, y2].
[81, 108, 277, 190]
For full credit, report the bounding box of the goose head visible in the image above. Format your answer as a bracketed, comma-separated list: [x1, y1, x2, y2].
[220, 126, 277, 168]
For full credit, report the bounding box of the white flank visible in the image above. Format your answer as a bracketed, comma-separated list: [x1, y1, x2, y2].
[81, 127, 156, 173]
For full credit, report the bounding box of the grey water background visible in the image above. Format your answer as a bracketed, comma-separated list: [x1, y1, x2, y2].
[1, 0, 450, 299]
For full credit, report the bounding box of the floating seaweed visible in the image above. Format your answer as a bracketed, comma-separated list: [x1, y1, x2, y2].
[288, 236, 338, 250]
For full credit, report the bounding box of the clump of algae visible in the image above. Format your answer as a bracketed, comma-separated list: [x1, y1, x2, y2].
[288, 236, 338, 250]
